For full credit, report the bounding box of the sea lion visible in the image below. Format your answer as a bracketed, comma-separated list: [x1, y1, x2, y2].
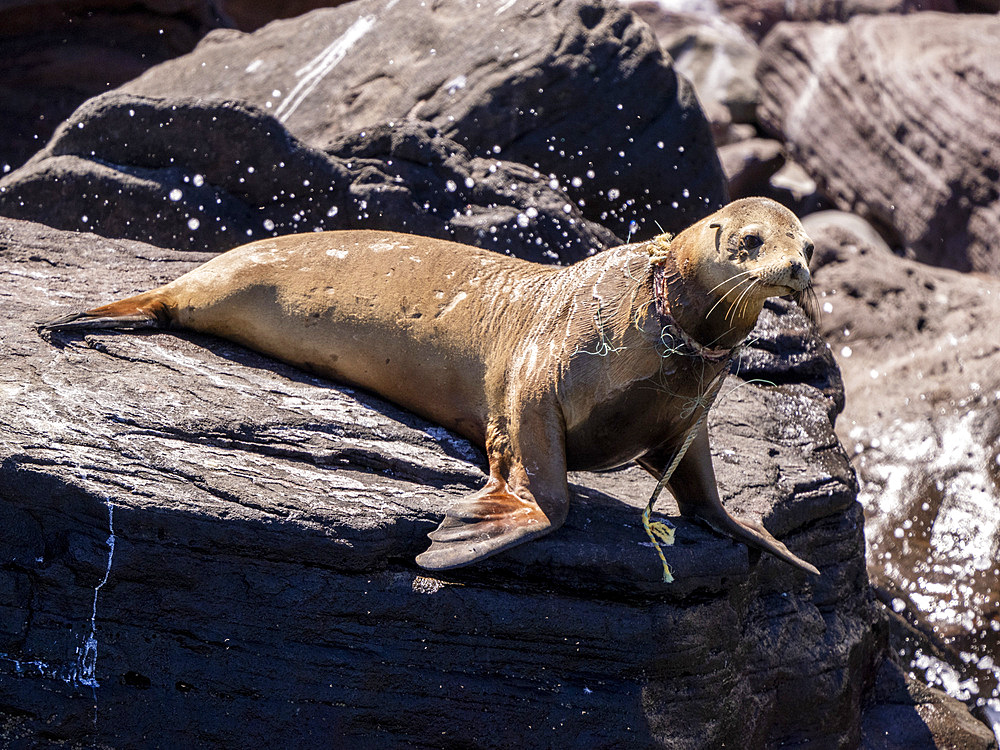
[38, 196, 819, 576]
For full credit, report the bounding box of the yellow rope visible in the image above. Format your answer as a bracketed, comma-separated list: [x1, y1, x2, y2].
[642, 371, 728, 583]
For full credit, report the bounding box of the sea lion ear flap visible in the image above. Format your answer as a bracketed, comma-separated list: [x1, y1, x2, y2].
[708, 220, 725, 253]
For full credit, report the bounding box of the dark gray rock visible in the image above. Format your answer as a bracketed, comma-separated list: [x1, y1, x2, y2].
[117, 0, 727, 239]
[0, 0, 225, 175]
[0, 93, 619, 263]
[626, 5, 762, 124]
[0, 215, 890, 748]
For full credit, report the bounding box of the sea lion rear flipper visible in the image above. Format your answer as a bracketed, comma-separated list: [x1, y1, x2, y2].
[37, 290, 171, 332]
[415, 480, 555, 570]
[640, 423, 820, 576]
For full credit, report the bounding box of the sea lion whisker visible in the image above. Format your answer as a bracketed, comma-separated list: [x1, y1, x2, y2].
[706, 275, 756, 320]
[704, 268, 757, 298]
[726, 277, 761, 322]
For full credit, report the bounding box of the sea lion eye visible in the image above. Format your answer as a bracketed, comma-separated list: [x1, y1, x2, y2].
[803, 241, 815, 264]
[743, 235, 763, 250]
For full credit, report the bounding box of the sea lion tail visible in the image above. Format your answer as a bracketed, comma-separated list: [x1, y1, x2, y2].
[37, 290, 171, 333]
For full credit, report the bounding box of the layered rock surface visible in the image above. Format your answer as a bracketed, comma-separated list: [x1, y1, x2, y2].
[1, 215, 877, 747]
[758, 13, 1000, 275]
[2, 0, 997, 745]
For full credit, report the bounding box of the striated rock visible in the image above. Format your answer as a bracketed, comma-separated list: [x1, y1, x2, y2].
[117, 0, 727, 239]
[805, 210, 1000, 726]
[0, 93, 619, 263]
[0, 214, 893, 748]
[758, 13, 1000, 275]
[713, 0, 957, 41]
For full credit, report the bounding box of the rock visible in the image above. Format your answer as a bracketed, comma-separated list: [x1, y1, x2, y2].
[862, 659, 998, 750]
[117, 0, 727, 239]
[767, 159, 830, 216]
[717, 140, 830, 214]
[625, 5, 761, 123]
[805, 210, 1000, 726]
[0, 1, 386, 175]
[0, 0, 225, 174]
[713, 0, 957, 41]
[718, 137, 786, 199]
[217, 0, 346, 31]
[758, 13, 1000, 275]
[0, 93, 619, 263]
[0, 215, 888, 747]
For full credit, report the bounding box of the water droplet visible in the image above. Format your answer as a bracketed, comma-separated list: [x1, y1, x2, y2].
[169, 188, 182, 201]
[327, 206, 339, 218]
[445, 180, 457, 192]
[187, 217, 200, 230]
[263, 219, 275, 231]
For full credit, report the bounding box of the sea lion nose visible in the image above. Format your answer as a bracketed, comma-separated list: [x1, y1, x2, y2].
[789, 259, 811, 288]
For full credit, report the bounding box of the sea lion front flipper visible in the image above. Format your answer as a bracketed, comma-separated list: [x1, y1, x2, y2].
[639, 423, 820, 576]
[416, 394, 571, 571]
[414, 478, 556, 570]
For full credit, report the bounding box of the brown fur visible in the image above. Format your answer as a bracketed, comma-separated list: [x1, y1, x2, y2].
[39, 197, 819, 575]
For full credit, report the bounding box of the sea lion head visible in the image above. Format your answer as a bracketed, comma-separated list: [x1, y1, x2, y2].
[666, 197, 815, 331]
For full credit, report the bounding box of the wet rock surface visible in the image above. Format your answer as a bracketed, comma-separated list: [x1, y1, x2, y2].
[115, 0, 727, 240]
[758, 13, 1000, 274]
[806, 211, 1000, 734]
[0, 93, 617, 263]
[2, 216, 878, 747]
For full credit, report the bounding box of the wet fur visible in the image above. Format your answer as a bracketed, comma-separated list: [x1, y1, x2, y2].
[39, 197, 820, 577]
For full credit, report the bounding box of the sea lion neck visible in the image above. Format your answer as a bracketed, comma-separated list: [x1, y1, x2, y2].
[651, 249, 756, 353]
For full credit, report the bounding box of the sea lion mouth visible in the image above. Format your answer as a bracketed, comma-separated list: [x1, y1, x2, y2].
[790, 284, 820, 323]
